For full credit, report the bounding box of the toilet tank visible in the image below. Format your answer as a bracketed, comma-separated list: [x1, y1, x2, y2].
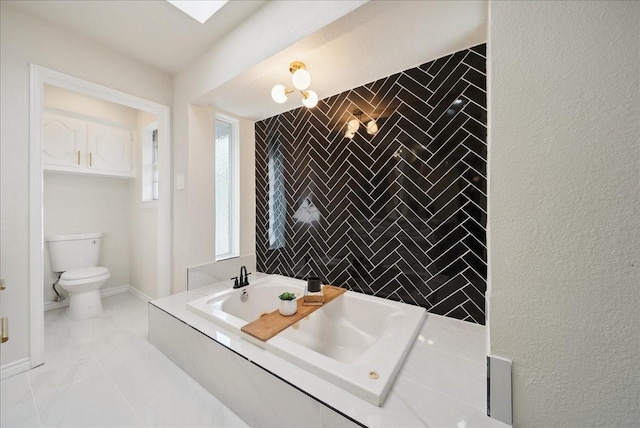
[46, 233, 103, 272]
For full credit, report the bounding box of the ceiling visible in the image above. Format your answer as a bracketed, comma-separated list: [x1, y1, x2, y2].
[4, 0, 487, 121]
[4, 0, 268, 74]
[201, 1, 488, 120]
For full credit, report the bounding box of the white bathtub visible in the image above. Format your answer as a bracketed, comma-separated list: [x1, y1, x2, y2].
[186, 274, 426, 406]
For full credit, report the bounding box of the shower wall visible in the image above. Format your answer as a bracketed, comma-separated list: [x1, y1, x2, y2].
[255, 44, 487, 323]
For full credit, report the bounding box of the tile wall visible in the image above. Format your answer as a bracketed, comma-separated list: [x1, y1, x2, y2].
[255, 44, 487, 323]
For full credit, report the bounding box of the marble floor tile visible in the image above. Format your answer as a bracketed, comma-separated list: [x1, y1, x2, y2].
[34, 370, 142, 428]
[137, 370, 250, 428]
[28, 354, 102, 399]
[1, 372, 32, 409]
[1, 292, 248, 428]
[0, 397, 42, 428]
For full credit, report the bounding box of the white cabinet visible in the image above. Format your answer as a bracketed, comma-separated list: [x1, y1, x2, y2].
[42, 113, 86, 171]
[87, 122, 134, 174]
[43, 111, 136, 178]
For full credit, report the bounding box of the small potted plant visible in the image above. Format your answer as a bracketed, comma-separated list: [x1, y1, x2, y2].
[278, 292, 297, 316]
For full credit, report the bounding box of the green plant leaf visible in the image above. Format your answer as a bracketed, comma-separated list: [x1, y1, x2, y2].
[278, 292, 296, 300]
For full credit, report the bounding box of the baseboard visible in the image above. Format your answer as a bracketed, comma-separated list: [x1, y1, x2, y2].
[0, 357, 31, 380]
[100, 285, 130, 298]
[44, 285, 131, 312]
[127, 285, 153, 303]
[44, 299, 69, 312]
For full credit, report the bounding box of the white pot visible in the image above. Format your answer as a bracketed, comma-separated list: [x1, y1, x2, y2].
[279, 299, 297, 316]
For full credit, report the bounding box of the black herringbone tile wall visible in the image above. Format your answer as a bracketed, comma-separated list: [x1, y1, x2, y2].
[256, 44, 487, 324]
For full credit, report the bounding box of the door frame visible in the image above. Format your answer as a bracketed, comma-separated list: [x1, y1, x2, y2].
[29, 65, 172, 367]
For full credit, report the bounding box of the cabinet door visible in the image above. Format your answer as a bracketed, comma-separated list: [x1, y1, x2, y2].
[87, 122, 134, 175]
[42, 112, 86, 169]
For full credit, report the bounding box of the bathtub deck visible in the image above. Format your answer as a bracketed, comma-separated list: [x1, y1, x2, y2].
[149, 273, 510, 428]
[241, 285, 346, 341]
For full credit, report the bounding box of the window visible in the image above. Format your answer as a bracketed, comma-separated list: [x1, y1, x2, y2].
[151, 129, 159, 200]
[215, 115, 239, 260]
[142, 122, 159, 202]
[268, 134, 285, 249]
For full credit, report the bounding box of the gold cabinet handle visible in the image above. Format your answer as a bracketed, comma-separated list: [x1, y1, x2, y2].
[77, 150, 81, 165]
[0, 279, 5, 291]
[89, 152, 92, 167]
[1, 318, 7, 343]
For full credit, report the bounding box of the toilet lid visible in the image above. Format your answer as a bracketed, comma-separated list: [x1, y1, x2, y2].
[61, 267, 109, 281]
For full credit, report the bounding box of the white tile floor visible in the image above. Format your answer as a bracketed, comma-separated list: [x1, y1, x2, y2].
[0, 292, 250, 428]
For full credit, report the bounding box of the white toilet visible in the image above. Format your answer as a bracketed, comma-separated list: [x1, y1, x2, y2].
[46, 233, 111, 320]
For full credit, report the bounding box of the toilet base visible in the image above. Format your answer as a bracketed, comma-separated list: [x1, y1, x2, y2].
[67, 290, 103, 320]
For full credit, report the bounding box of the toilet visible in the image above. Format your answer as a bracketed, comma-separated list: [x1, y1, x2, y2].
[46, 233, 111, 320]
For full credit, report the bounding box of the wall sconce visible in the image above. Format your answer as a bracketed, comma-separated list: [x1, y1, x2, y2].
[271, 61, 319, 108]
[345, 109, 378, 139]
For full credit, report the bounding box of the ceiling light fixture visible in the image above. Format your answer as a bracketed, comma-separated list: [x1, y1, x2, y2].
[271, 62, 318, 108]
[167, 1, 228, 24]
[344, 109, 378, 139]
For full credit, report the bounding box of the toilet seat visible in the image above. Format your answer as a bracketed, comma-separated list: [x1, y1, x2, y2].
[59, 267, 110, 288]
[61, 266, 109, 281]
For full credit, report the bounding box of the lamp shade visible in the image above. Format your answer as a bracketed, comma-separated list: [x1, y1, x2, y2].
[347, 119, 360, 133]
[366, 120, 378, 135]
[292, 69, 311, 90]
[271, 84, 288, 103]
[302, 90, 318, 108]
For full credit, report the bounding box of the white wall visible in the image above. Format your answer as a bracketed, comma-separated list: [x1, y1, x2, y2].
[488, 1, 639, 426]
[44, 84, 139, 128]
[43, 87, 160, 302]
[172, 1, 364, 292]
[44, 174, 132, 299]
[186, 105, 216, 266]
[129, 111, 158, 299]
[0, 3, 171, 368]
[43, 85, 137, 303]
[238, 118, 256, 255]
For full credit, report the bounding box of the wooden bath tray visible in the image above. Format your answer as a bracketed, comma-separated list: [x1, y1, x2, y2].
[241, 285, 346, 342]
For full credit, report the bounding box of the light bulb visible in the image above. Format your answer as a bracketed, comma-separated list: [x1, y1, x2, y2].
[345, 130, 355, 139]
[366, 120, 378, 135]
[302, 90, 318, 108]
[271, 84, 288, 103]
[347, 119, 359, 133]
[292, 69, 311, 90]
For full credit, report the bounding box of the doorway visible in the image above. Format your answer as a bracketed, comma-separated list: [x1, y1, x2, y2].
[29, 65, 171, 367]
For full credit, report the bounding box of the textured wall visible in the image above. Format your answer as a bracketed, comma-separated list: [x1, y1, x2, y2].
[256, 45, 487, 324]
[489, 2, 639, 426]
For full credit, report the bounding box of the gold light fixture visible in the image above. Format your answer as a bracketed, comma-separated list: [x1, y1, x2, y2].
[271, 61, 318, 108]
[345, 109, 378, 139]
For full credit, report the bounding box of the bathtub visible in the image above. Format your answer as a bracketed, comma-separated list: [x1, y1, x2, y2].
[186, 274, 426, 406]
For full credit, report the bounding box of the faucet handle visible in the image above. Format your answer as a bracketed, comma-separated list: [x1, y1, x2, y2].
[243, 272, 251, 286]
[230, 276, 239, 288]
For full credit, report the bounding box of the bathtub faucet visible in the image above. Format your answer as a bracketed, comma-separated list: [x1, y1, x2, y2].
[237, 266, 251, 288]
